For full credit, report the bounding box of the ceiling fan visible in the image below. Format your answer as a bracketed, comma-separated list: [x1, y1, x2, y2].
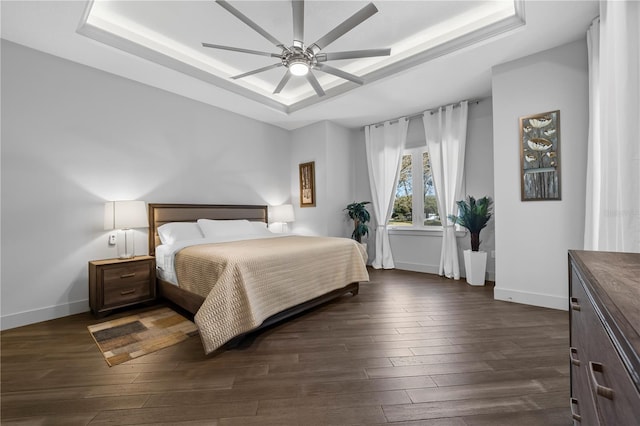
[202, 0, 391, 97]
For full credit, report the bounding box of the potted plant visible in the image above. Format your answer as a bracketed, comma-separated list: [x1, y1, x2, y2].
[448, 196, 493, 286]
[345, 201, 371, 244]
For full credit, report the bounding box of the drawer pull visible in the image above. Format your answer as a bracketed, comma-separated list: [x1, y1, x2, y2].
[120, 289, 137, 296]
[589, 361, 615, 400]
[569, 347, 581, 366]
[120, 273, 136, 279]
[570, 398, 582, 422]
[570, 297, 581, 311]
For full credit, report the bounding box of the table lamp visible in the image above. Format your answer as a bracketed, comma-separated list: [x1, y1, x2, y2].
[104, 200, 148, 258]
[269, 204, 295, 233]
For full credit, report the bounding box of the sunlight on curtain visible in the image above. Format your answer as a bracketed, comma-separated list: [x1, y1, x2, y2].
[423, 101, 469, 279]
[585, 1, 640, 253]
[364, 120, 409, 269]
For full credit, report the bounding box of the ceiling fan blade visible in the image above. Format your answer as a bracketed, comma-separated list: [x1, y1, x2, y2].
[309, 3, 378, 53]
[216, 0, 285, 48]
[315, 63, 363, 85]
[273, 71, 292, 94]
[202, 43, 282, 58]
[305, 72, 325, 97]
[292, 1, 304, 44]
[231, 63, 283, 79]
[317, 48, 391, 62]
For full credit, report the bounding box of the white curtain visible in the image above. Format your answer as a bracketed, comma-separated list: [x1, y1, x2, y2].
[364, 120, 409, 269]
[423, 101, 469, 279]
[585, 1, 640, 253]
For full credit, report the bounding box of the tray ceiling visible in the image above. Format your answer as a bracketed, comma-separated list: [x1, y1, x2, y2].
[77, 0, 523, 114]
[2, 1, 600, 129]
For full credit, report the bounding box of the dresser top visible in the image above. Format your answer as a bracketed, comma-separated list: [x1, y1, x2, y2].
[570, 250, 640, 325]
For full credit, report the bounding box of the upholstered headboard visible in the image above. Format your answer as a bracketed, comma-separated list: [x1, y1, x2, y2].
[147, 203, 269, 256]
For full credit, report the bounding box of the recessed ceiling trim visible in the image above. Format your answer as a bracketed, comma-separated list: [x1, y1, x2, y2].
[287, 0, 526, 113]
[77, 0, 288, 114]
[76, 0, 525, 115]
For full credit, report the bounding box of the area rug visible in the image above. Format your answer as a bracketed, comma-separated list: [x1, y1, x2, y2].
[88, 307, 198, 366]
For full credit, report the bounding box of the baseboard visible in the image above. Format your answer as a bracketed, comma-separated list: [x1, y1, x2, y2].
[1, 299, 89, 331]
[494, 287, 567, 311]
[394, 261, 440, 275]
[394, 261, 496, 281]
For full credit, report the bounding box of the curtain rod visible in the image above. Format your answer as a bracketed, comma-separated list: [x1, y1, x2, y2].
[366, 98, 482, 129]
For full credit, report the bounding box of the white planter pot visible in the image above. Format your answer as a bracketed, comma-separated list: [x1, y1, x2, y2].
[463, 250, 487, 286]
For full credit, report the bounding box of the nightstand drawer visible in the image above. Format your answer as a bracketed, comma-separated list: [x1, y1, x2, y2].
[103, 279, 152, 307]
[89, 256, 156, 316]
[102, 262, 151, 285]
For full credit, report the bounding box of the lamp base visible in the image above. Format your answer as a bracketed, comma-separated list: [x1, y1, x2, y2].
[117, 229, 135, 259]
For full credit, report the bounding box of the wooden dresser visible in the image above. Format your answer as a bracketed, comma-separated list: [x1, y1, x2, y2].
[568, 250, 640, 425]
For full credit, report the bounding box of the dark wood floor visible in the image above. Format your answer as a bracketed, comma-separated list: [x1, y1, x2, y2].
[1, 269, 570, 425]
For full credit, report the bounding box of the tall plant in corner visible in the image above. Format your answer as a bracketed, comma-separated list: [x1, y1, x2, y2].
[448, 196, 493, 286]
[448, 196, 493, 251]
[345, 201, 371, 243]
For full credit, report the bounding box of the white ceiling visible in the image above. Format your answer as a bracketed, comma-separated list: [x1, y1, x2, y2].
[1, 1, 599, 130]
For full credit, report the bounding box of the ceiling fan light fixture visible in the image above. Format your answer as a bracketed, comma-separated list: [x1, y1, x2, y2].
[206, 1, 391, 96]
[289, 60, 309, 76]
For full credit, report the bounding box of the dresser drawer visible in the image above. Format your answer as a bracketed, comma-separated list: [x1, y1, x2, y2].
[102, 262, 151, 285]
[579, 295, 640, 425]
[569, 252, 640, 426]
[103, 278, 153, 307]
[570, 346, 599, 425]
[570, 268, 592, 347]
[570, 270, 601, 425]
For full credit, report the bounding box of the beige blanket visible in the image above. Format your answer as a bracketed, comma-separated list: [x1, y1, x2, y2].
[175, 236, 369, 354]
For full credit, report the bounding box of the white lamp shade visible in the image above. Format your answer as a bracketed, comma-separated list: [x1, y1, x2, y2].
[104, 200, 148, 230]
[269, 204, 295, 223]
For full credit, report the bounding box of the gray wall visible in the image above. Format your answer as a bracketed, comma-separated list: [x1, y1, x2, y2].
[354, 100, 496, 277]
[1, 36, 591, 329]
[1, 40, 292, 329]
[290, 121, 357, 238]
[492, 39, 589, 310]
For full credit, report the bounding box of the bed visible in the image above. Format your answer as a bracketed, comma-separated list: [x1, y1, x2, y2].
[148, 203, 369, 354]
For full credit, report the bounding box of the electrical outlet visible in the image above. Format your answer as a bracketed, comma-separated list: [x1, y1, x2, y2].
[491, 250, 496, 258]
[109, 233, 117, 245]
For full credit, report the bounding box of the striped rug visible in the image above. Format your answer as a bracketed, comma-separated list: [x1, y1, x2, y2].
[88, 307, 198, 366]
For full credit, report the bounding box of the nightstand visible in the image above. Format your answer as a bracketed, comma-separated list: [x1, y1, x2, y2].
[89, 255, 156, 316]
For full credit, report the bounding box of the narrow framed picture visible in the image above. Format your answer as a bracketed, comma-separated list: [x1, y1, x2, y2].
[299, 161, 316, 207]
[519, 110, 561, 201]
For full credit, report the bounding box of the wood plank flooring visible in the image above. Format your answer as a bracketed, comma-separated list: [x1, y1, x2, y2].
[1, 269, 570, 425]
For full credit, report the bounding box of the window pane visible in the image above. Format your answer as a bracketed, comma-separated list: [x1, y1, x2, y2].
[391, 154, 412, 226]
[423, 152, 441, 226]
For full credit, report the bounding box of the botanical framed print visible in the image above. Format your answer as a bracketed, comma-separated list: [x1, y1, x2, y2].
[299, 161, 316, 207]
[519, 110, 561, 201]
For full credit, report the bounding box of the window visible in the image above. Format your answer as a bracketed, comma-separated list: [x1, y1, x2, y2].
[390, 148, 441, 228]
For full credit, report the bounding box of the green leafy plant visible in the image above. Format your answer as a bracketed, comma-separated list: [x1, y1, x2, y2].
[345, 201, 371, 243]
[448, 196, 493, 252]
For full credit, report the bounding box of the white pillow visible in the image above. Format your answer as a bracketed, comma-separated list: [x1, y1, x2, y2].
[250, 221, 273, 234]
[157, 222, 204, 245]
[197, 219, 255, 237]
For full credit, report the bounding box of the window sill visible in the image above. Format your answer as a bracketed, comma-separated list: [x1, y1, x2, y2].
[388, 227, 467, 237]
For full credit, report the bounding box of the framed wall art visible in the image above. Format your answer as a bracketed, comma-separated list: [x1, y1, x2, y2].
[519, 110, 561, 201]
[299, 161, 316, 207]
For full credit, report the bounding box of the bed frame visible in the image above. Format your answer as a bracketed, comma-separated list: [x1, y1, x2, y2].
[147, 203, 359, 345]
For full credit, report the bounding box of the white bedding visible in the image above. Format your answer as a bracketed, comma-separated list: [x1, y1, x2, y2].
[176, 235, 369, 353]
[155, 232, 289, 285]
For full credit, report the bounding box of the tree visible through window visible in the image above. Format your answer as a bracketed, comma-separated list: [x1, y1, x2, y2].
[390, 148, 441, 227]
